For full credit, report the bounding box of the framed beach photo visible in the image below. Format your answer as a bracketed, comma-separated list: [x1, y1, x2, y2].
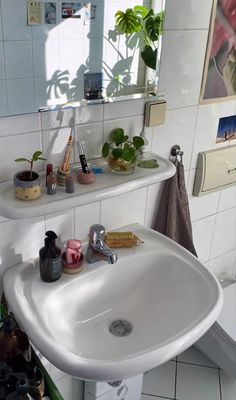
[216, 114, 236, 142]
[200, 0, 236, 103]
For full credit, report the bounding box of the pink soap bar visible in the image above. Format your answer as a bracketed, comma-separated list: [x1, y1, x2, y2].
[78, 170, 95, 184]
[66, 239, 82, 264]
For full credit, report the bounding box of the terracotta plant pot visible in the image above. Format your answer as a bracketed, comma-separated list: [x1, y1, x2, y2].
[14, 170, 41, 200]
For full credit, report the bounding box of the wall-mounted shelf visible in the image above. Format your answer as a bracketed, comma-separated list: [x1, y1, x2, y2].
[0, 155, 175, 220]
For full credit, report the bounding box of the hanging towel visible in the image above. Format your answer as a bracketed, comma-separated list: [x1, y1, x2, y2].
[155, 159, 197, 257]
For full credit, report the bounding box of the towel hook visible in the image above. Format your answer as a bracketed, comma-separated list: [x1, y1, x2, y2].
[170, 144, 184, 163]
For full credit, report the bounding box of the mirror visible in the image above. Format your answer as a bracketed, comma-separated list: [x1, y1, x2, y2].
[0, 0, 165, 117]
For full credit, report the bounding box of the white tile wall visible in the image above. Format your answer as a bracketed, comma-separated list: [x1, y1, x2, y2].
[142, 361, 176, 398]
[6, 79, 35, 115]
[210, 208, 236, 259]
[0, 131, 42, 180]
[176, 363, 220, 400]
[152, 106, 198, 171]
[4, 41, 33, 79]
[164, 0, 213, 30]
[159, 30, 208, 109]
[1, 0, 32, 41]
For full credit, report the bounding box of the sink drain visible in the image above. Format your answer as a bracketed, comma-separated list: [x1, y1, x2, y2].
[109, 319, 133, 337]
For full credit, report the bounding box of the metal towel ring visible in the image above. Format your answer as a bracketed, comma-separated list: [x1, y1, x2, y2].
[170, 144, 184, 163]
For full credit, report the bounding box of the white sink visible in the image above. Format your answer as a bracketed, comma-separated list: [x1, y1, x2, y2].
[3, 224, 223, 381]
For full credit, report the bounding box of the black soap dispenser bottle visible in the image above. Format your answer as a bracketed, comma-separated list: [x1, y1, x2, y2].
[39, 231, 62, 282]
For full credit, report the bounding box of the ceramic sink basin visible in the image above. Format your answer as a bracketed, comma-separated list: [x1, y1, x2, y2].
[3, 224, 223, 381]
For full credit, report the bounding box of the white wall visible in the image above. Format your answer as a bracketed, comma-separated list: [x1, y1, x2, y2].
[0, 0, 236, 396]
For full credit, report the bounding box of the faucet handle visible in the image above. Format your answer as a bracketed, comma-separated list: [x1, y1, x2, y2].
[89, 224, 105, 244]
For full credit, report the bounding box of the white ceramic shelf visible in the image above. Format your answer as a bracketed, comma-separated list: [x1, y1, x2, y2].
[0, 155, 175, 220]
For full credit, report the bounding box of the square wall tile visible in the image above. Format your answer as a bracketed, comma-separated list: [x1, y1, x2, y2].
[41, 108, 74, 130]
[164, 0, 213, 30]
[144, 182, 164, 228]
[75, 103, 103, 125]
[59, 39, 84, 80]
[210, 208, 236, 258]
[33, 40, 59, 78]
[2, 0, 32, 41]
[192, 215, 216, 263]
[191, 101, 236, 169]
[104, 98, 145, 120]
[45, 210, 74, 248]
[142, 362, 176, 398]
[159, 30, 208, 109]
[208, 250, 236, 279]
[152, 106, 198, 171]
[176, 363, 220, 400]
[0, 42, 5, 79]
[5, 41, 33, 79]
[0, 131, 42, 180]
[218, 186, 236, 211]
[6, 79, 35, 115]
[0, 113, 40, 137]
[74, 202, 100, 241]
[42, 127, 75, 168]
[0, 217, 45, 293]
[177, 346, 217, 368]
[187, 169, 220, 222]
[75, 122, 103, 160]
[101, 187, 147, 231]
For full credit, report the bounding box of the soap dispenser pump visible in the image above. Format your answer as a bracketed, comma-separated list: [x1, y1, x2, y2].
[39, 231, 62, 282]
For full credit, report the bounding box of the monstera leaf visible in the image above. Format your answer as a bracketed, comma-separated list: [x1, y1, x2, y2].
[141, 46, 157, 70]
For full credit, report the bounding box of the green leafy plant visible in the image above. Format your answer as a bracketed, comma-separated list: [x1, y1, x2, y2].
[115, 5, 164, 70]
[102, 128, 145, 163]
[15, 151, 46, 180]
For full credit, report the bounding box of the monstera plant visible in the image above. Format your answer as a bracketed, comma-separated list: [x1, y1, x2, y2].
[115, 5, 164, 70]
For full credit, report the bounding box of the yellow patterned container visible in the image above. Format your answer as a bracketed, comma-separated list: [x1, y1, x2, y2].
[14, 171, 41, 200]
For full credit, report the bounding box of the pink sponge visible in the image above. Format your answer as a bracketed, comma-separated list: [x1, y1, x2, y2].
[66, 239, 82, 264]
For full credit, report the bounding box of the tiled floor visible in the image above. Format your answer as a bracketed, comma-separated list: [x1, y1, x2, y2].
[141, 346, 236, 400]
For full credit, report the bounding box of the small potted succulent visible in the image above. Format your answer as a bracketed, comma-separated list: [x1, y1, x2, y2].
[14, 151, 46, 200]
[102, 128, 145, 174]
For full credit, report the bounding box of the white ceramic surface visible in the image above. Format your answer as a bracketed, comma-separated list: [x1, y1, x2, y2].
[3, 224, 223, 381]
[0, 154, 175, 219]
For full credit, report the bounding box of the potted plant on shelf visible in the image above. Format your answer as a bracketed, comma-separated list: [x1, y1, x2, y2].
[14, 151, 46, 200]
[102, 128, 145, 174]
[115, 5, 164, 71]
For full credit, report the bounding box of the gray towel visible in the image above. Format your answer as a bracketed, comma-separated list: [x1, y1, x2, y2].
[155, 159, 197, 257]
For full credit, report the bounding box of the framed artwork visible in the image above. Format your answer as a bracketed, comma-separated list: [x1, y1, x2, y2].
[216, 114, 236, 142]
[200, 0, 236, 103]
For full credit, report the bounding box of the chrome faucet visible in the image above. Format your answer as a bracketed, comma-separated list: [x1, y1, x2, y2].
[85, 224, 118, 264]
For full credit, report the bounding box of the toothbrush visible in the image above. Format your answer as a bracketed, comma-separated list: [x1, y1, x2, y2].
[62, 117, 74, 172]
[76, 140, 90, 174]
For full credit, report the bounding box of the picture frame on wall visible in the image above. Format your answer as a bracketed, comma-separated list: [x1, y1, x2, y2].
[200, 0, 236, 103]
